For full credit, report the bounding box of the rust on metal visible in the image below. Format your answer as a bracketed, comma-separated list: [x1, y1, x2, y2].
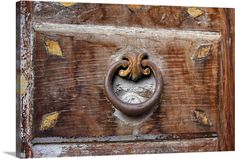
[194, 109, 212, 126]
[119, 52, 151, 81]
[187, 7, 204, 18]
[40, 111, 60, 131]
[45, 38, 63, 56]
[191, 44, 211, 62]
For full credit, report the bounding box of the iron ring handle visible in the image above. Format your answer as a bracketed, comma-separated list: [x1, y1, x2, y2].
[104, 59, 163, 116]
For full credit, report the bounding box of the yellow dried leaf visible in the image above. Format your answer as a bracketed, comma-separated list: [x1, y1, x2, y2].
[127, 5, 143, 10]
[45, 39, 63, 56]
[194, 109, 212, 126]
[40, 112, 60, 131]
[60, 2, 76, 7]
[191, 45, 211, 62]
[187, 7, 204, 18]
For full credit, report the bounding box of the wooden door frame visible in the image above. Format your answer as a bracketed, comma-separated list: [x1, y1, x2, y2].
[16, 1, 34, 158]
[219, 8, 235, 151]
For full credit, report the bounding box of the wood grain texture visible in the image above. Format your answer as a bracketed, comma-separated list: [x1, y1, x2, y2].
[32, 2, 220, 31]
[229, 9, 235, 151]
[16, 1, 235, 157]
[32, 24, 220, 139]
[218, 9, 235, 151]
[32, 138, 218, 157]
[16, 1, 34, 158]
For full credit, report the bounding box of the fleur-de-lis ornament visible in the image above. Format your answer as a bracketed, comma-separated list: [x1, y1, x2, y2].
[119, 52, 151, 81]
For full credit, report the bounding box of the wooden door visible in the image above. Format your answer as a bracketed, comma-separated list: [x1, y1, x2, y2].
[16, 1, 235, 158]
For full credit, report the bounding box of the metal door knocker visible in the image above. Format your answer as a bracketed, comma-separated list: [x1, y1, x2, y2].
[104, 52, 163, 116]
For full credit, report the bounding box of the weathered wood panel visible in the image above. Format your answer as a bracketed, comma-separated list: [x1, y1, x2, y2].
[32, 23, 220, 139]
[16, 1, 235, 157]
[32, 2, 221, 31]
[16, 1, 34, 158]
[229, 9, 235, 151]
[218, 8, 235, 151]
[231, 9, 235, 151]
[32, 138, 218, 157]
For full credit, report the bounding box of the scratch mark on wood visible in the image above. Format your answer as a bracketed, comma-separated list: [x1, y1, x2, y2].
[40, 111, 60, 131]
[45, 39, 63, 56]
[187, 8, 204, 18]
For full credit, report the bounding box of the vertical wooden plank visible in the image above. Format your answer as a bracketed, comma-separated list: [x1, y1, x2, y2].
[16, 1, 34, 158]
[16, 2, 20, 156]
[229, 9, 235, 150]
[218, 8, 234, 151]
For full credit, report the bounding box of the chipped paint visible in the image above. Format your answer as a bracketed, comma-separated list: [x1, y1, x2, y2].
[32, 132, 217, 144]
[113, 107, 154, 126]
[40, 112, 60, 131]
[187, 7, 204, 18]
[17, 1, 34, 157]
[194, 109, 212, 126]
[32, 138, 218, 157]
[20, 75, 28, 96]
[45, 39, 63, 56]
[191, 44, 211, 62]
[59, 2, 76, 7]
